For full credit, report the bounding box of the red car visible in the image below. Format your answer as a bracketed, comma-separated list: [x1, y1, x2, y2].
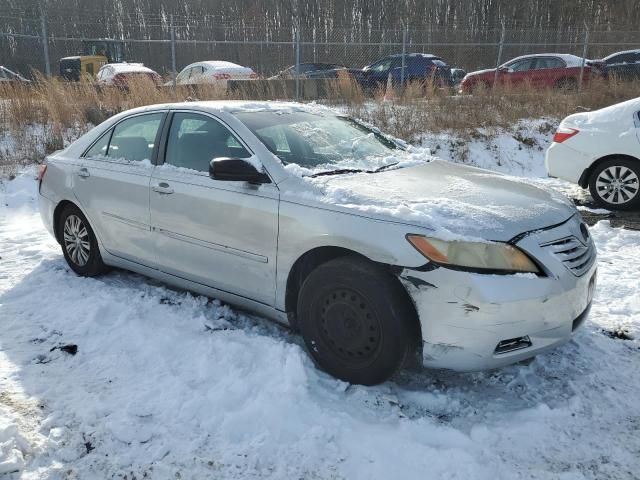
[460, 54, 599, 93]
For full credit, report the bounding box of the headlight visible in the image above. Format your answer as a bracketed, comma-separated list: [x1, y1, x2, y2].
[406, 235, 540, 274]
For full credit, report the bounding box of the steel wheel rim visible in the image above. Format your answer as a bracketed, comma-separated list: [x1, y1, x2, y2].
[596, 166, 639, 205]
[63, 214, 90, 266]
[318, 288, 382, 367]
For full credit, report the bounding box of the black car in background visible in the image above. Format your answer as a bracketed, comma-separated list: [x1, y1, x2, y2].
[598, 49, 640, 81]
[306, 53, 453, 90]
[268, 62, 345, 79]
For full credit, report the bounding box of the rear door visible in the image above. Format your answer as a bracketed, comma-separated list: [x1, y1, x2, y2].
[73, 111, 165, 266]
[530, 57, 567, 88]
[149, 111, 279, 305]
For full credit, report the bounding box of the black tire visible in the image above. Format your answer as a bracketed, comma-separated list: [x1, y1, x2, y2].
[58, 204, 108, 276]
[588, 158, 640, 211]
[297, 256, 417, 385]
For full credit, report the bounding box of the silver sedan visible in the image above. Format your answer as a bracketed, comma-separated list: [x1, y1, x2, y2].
[37, 101, 597, 385]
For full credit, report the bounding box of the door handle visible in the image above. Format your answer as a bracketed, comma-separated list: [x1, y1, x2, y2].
[152, 182, 174, 195]
[76, 167, 90, 178]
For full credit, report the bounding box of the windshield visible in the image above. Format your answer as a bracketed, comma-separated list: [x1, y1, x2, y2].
[234, 110, 403, 173]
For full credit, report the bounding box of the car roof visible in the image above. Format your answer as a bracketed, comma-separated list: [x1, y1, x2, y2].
[388, 53, 440, 59]
[602, 49, 640, 60]
[121, 100, 330, 117]
[505, 53, 587, 67]
[103, 63, 157, 74]
[191, 61, 251, 70]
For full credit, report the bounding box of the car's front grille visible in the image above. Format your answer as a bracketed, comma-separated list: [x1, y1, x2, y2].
[540, 235, 596, 277]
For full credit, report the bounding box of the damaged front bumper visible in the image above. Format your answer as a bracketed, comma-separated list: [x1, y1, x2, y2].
[398, 216, 597, 371]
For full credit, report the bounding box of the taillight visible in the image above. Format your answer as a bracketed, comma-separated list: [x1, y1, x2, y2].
[213, 73, 231, 80]
[37, 162, 47, 182]
[553, 127, 579, 143]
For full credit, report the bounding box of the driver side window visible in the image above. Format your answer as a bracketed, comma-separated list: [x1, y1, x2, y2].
[164, 112, 251, 172]
[509, 59, 534, 72]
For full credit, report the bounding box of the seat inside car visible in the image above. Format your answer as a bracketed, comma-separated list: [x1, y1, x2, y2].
[173, 131, 231, 170]
[108, 136, 151, 162]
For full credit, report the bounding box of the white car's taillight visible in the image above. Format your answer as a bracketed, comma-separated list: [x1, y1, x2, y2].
[36, 162, 47, 182]
[553, 127, 579, 143]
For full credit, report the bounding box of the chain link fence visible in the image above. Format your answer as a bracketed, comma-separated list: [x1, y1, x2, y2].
[1, 12, 639, 97]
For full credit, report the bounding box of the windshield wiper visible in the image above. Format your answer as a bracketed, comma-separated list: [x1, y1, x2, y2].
[309, 168, 366, 178]
[372, 162, 399, 172]
[309, 162, 400, 178]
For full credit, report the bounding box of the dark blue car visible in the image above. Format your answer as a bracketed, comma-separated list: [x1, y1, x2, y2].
[306, 53, 453, 90]
[360, 53, 452, 89]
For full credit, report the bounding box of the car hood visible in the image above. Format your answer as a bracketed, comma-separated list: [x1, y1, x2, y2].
[466, 68, 495, 77]
[315, 160, 576, 242]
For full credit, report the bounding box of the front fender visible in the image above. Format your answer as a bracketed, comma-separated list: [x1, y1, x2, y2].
[274, 199, 431, 310]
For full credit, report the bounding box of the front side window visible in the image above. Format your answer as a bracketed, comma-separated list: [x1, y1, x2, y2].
[190, 66, 205, 78]
[235, 110, 402, 173]
[508, 59, 534, 72]
[176, 68, 191, 82]
[107, 113, 163, 162]
[366, 58, 394, 73]
[164, 112, 251, 172]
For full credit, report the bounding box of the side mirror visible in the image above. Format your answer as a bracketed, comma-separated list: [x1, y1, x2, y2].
[209, 157, 270, 184]
[498, 66, 512, 73]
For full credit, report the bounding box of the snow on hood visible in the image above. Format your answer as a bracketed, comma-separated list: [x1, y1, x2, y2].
[291, 159, 576, 242]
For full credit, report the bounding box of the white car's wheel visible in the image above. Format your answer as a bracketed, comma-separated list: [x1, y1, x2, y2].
[589, 158, 640, 210]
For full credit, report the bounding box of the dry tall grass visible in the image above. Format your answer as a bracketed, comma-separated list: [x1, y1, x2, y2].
[1, 74, 639, 173]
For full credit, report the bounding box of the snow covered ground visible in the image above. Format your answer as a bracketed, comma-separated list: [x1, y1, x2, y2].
[1, 133, 640, 479]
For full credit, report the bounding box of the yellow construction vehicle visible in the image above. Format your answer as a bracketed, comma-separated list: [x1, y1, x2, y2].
[59, 40, 125, 81]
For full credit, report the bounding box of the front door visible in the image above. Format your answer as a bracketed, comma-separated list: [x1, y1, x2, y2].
[149, 111, 279, 305]
[73, 111, 165, 266]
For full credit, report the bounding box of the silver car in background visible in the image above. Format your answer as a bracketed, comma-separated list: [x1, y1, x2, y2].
[37, 101, 597, 385]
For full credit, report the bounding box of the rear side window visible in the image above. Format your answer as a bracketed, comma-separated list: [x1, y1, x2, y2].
[535, 57, 565, 69]
[85, 131, 110, 158]
[102, 113, 163, 162]
[164, 112, 251, 172]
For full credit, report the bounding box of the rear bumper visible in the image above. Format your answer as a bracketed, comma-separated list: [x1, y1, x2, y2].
[545, 142, 594, 185]
[399, 215, 597, 372]
[38, 191, 57, 240]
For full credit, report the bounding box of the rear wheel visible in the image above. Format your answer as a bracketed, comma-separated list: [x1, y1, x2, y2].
[58, 204, 108, 276]
[588, 158, 640, 210]
[297, 256, 416, 385]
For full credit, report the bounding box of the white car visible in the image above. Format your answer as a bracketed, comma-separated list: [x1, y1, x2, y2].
[37, 101, 596, 385]
[545, 97, 640, 210]
[96, 63, 161, 87]
[174, 61, 258, 86]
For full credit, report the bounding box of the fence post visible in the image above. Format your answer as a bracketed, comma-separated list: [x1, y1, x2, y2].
[39, 1, 51, 77]
[493, 22, 505, 89]
[401, 23, 407, 88]
[170, 14, 177, 88]
[295, 21, 301, 100]
[578, 23, 589, 91]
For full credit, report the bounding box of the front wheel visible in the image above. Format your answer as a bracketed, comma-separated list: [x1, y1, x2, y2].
[58, 204, 108, 276]
[297, 256, 417, 385]
[588, 158, 640, 210]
